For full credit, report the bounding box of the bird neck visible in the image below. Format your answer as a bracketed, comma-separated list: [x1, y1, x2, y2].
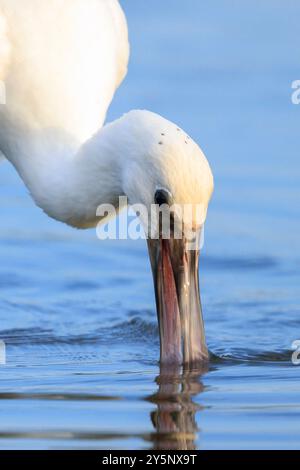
[1, 109, 166, 229]
[1, 112, 126, 229]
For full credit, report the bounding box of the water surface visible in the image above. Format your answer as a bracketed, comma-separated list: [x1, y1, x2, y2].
[0, 0, 300, 450]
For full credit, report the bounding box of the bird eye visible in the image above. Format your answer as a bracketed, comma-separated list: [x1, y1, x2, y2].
[154, 189, 171, 206]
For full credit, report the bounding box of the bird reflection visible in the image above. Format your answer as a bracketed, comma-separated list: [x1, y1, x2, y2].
[147, 363, 208, 450]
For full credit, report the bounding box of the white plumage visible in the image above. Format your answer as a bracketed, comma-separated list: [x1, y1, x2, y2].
[0, 0, 128, 141]
[0, 0, 213, 230]
[0, 0, 214, 365]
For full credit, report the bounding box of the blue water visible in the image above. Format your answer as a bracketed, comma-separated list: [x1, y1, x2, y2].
[0, 0, 300, 450]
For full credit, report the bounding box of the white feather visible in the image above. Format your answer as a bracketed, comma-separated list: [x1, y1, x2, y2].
[0, 0, 129, 142]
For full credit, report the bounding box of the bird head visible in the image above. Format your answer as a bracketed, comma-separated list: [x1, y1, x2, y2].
[119, 111, 214, 365]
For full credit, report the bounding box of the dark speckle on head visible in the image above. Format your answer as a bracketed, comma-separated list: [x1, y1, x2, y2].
[158, 141, 163, 145]
[161, 133, 165, 136]
[177, 128, 181, 132]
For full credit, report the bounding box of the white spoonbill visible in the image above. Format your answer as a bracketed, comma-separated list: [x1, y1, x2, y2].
[0, 0, 213, 365]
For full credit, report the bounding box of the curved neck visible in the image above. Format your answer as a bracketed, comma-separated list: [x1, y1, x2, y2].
[1, 111, 125, 228]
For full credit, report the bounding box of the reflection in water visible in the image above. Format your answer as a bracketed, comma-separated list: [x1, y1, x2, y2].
[147, 363, 208, 450]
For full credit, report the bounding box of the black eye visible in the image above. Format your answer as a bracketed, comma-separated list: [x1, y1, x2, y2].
[154, 189, 171, 206]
